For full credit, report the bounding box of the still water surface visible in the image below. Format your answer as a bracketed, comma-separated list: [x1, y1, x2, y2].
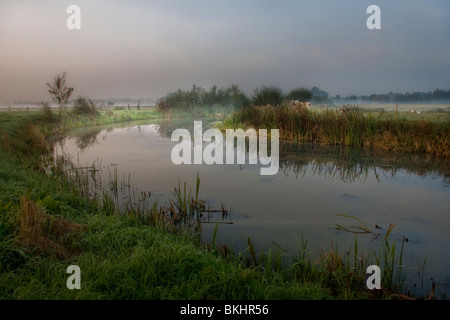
[55, 118, 450, 298]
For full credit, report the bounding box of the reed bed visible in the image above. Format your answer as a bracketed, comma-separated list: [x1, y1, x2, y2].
[224, 104, 450, 159]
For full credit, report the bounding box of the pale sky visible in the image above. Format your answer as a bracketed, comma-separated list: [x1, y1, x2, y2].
[1, 0, 449, 103]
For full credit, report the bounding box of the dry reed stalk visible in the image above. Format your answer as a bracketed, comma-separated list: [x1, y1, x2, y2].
[17, 195, 86, 260]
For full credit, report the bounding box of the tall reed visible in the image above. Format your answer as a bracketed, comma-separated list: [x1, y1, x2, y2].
[224, 105, 450, 159]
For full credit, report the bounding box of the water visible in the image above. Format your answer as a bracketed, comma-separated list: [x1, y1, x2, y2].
[54, 118, 450, 298]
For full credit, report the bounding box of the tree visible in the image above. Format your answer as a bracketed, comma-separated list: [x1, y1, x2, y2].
[287, 88, 313, 102]
[47, 72, 74, 116]
[311, 86, 329, 98]
[252, 86, 284, 106]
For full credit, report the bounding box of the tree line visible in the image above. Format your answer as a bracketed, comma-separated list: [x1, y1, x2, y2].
[338, 89, 450, 103]
[156, 85, 321, 113]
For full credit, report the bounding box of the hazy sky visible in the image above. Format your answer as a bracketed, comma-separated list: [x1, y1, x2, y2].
[1, 0, 450, 103]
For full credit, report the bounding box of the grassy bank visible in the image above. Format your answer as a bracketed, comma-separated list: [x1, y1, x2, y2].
[0, 108, 420, 300]
[222, 105, 450, 159]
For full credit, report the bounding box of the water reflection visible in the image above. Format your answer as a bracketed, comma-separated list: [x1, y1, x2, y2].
[278, 141, 450, 185]
[66, 118, 449, 185]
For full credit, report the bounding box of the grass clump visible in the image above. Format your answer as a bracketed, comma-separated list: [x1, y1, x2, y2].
[224, 104, 450, 159]
[16, 195, 86, 260]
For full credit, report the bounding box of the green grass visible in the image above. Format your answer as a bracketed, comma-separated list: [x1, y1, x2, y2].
[0, 108, 420, 300]
[57, 108, 162, 132]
